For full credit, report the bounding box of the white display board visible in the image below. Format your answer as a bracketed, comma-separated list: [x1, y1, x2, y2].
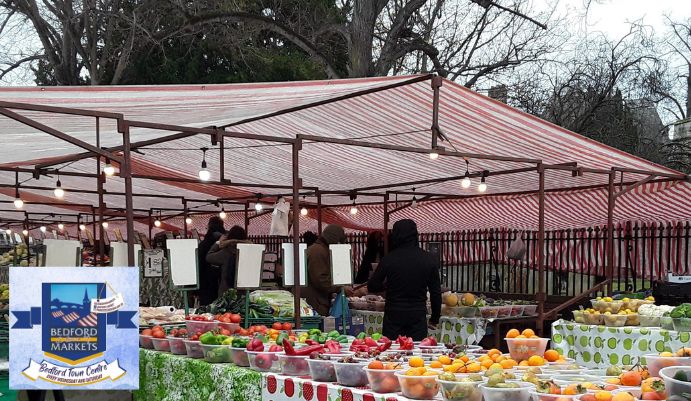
[110, 242, 142, 267]
[281, 243, 307, 287]
[166, 238, 199, 287]
[236, 243, 266, 289]
[42, 239, 81, 267]
[329, 244, 353, 286]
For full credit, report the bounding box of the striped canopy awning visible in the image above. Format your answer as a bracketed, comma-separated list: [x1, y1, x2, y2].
[0, 75, 688, 234]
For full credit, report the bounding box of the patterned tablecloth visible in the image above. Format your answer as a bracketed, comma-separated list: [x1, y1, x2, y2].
[351, 310, 486, 345]
[551, 319, 691, 368]
[262, 373, 435, 401]
[135, 349, 262, 401]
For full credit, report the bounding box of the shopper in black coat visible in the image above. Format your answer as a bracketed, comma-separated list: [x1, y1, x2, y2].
[197, 216, 226, 306]
[367, 219, 442, 340]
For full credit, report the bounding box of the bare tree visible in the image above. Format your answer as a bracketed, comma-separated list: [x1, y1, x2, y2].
[0, 0, 555, 85]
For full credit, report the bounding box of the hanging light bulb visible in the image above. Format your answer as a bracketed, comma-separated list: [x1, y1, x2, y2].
[102, 221, 109, 228]
[429, 151, 439, 160]
[350, 202, 358, 215]
[154, 219, 161, 227]
[103, 158, 116, 176]
[478, 175, 488, 193]
[54, 179, 65, 199]
[22, 229, 28, 236]
[301, 207, 308, 216]
[198, 147, 210, 181]
[219, 207, 227, 219]
[79, 224, 86, 231]
[411, 188, 418, 208]
[461, 160, 471, 188]
[255, 202, 263, 212]
[185, 217, 193, 225]
[40, 226, 47, 233]
[13, 186, 23, 209]
[58, 223, 64, 231]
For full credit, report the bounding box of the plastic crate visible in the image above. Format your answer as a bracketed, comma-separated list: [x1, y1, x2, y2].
[246, 316, 322, 329]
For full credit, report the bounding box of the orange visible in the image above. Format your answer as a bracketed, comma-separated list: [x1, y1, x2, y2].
[438, 355, 452, 365]
[527, 355, 545, 366]
[459, 355, 469, 363]
[465, 362, 481, 373]
[518, 360, 530, 366]
[612, 393, 634, 401]
[516, 335, 527, 339]
[506, 329, 520, 338]
[368, 360, 384, 369]
[429, 361, 443, 369]
[487, 349, 501, 357]
[594, 391, 613, 401]
[544, 349, 560, 362]
[408, 356, 424, 368]
[562, 384, 578, 395]
[500, 359, 517, 369]
[522, 328, 536, 338]
[481, 359, 493, 369]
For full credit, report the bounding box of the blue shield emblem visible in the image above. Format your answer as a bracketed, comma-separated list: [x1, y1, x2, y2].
[41, 283, 107, 365]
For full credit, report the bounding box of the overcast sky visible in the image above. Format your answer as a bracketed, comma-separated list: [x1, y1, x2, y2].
[549, 0, 691, 38]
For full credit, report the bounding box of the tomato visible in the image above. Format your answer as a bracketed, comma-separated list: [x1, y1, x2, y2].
[170, 328, 178, 337]
[272, 322, 283, 330]
[230, 314, 242, 324]
[238, 328, 249, 336]
[220, 328, 231, 336]
[152, 330, 166, 339]
[152, 325, 164, 332]
[141, 329, 152, 336]
[282, 322, 292, 331]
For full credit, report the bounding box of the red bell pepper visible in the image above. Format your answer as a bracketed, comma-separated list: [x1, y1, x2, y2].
[282, 338, 297, 355]
[304, 339, 319, 346]
[396, 335, 414, 350]
[324, 340, 342, 354]
[293, 344, 325, 356]
[377, 338, 392, 353]
[364, 337, 378, 348]
[247, 338, 264, 352]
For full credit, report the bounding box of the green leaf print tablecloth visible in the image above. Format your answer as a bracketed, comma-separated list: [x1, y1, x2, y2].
[351, 310, 486, 345]
[135, 349, 261, 401]
[551, 319, 691, 368]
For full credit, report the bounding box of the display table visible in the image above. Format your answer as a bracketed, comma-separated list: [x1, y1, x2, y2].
[351, 310, 485, 345]
[551, 320, 691, 368]
[136, 349, 261, 401]
[262, 373, 426, 401]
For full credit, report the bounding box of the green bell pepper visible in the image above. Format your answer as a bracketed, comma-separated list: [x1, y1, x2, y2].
[232, 337, 249, 348]
[318, 334, 327, 344]
[357, 332, 367, 340]
[371, 333, 382, 341]
[327, 330, 340, 339]
[308, 329, 322, 336]
[336, 335, 348, 343]
[200, 331, 218, 345]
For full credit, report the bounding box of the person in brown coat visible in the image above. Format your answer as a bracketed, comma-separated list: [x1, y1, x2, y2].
[206, 225, 250, 297]
[302, 225, 347, 316]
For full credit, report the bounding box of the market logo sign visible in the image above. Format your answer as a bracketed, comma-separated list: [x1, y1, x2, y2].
[10, 267, 139, 390]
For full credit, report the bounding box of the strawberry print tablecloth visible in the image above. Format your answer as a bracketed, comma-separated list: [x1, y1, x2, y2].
[262, 373, 433, 401]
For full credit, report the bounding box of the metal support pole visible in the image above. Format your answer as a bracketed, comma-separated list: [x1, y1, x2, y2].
[292, 140, 302, 328]
[148, 209, 153, 242]
[536, 165, 546, 335]
[121, 122, 136, 265]
[77, 215, 81, 241]
[183, 200, 188, 239]
[316, 189, 323, 234]
[244, 203, 249, 232]
[431, 75, 443, 149]
[91, 209, 97, 247]
[96, 117, 105, 266]
[383, 193, 390, 254]
[606, 171, 616, 295]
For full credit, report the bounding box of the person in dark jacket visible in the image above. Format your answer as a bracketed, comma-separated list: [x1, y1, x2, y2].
[303, 231, 318, 248]
[197, 216, 226, 306]
[367, 219, 441, 340]
[206, 225, 249, 297]
[354, 231, 384, 284]
[302, 225, 347, 316]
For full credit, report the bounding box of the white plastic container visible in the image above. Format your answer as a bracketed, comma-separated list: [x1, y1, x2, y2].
[660, 366, 691, 398]
[479, 382, 534, 401]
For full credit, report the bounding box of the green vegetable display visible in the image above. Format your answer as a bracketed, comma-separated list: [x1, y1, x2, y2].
[671, 304, 691, 319]
[199, 331, 230, 345]
[205, 346, 232, 363]
[231, 337, 249, 348]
